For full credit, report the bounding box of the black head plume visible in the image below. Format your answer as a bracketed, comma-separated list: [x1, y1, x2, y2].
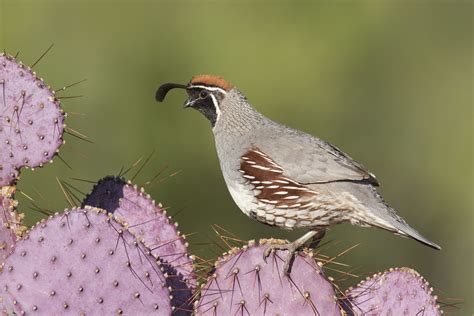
[155, 83, 187, 102]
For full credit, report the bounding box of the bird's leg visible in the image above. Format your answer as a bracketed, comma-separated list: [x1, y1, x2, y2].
[263, 230, 322, 275]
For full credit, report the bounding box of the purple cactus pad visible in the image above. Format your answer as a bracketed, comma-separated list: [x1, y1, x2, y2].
[0, 207, 172, 315]
[0, 53, 65, 185]
[195, 239, 342, 315]
[83, 176, 196, 314]
[345, 267, 441, 315]
[83, 176, 196, 286]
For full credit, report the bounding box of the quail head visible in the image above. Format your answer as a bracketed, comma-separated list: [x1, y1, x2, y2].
[156, 75, 441, 275]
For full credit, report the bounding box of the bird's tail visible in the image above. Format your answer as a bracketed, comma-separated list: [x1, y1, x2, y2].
[386, 217, 441, 250]
[365, 187, 441, 250]
[342, 181, 442, 250]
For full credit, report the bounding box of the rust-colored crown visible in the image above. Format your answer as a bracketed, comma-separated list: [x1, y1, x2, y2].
[190, 75, 233, 91]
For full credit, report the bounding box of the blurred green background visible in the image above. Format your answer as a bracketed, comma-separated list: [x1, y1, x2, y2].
[1, 0, 472, 313]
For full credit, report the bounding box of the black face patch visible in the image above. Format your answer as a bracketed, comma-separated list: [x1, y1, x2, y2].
[186, 88, 222, 127]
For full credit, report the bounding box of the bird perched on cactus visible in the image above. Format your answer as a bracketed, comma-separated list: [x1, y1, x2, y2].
[156, 75, 441, 275]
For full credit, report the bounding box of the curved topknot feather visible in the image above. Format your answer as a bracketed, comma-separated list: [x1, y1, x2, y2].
[190, 75, 233, 91]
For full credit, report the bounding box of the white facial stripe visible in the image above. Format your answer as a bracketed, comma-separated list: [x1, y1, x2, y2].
[188, 85, 227, 94]
[210, 93, 221, 122]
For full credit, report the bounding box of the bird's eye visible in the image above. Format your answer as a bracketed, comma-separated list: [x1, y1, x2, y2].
[199, 90, 208, 98]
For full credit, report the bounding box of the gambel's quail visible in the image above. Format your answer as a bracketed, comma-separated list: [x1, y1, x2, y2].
[156, 75, 441, 274]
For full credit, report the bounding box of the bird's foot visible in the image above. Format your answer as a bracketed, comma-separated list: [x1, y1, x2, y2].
[262, 230, 326, 275]
[262, 242, 300, 276]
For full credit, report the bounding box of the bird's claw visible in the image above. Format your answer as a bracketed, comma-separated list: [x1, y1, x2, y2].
[262, 244, 275, 263]
[262, 242, 298, 275]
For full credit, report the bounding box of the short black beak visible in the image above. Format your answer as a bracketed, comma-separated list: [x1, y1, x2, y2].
[183, 99, 192, 108]
[155, 83, 187, 102]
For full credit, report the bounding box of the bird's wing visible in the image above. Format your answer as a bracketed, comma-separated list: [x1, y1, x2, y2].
[254, 123, 379, 186]
[239, 148, 318, 209]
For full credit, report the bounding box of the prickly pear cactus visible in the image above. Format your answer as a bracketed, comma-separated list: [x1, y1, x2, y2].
[0, 186, 25, 264]
[82, 176, 195, 313]
[0, 53, 65, 186]
[195, 239, 342, 315]
[344, 267, 442, 315]
[0, 207, 173, 315]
